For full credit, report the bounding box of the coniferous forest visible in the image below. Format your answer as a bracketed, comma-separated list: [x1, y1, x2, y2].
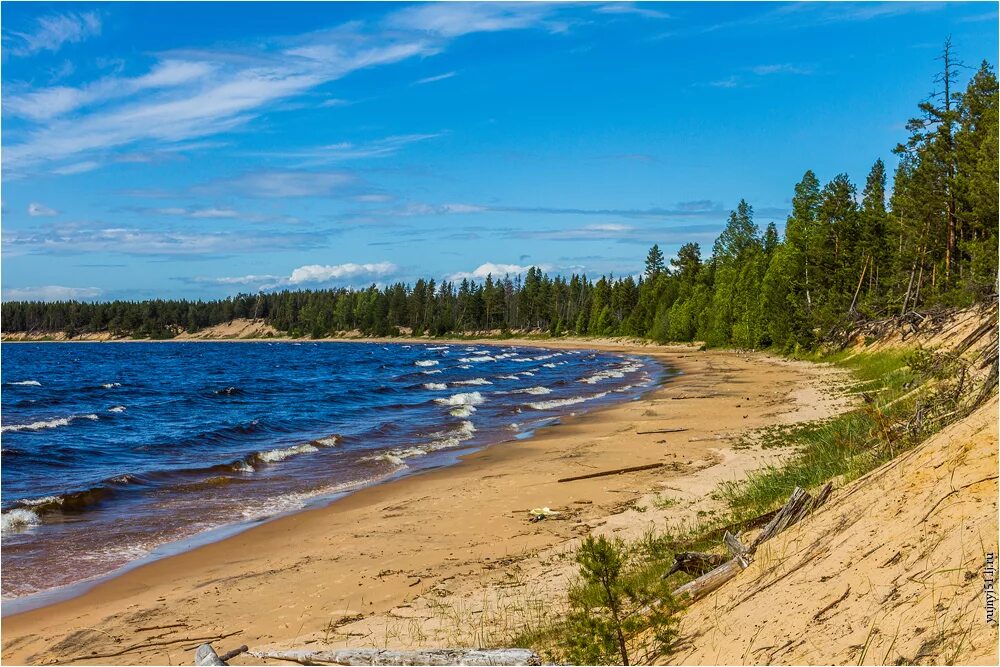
[4, 52, 998, 350]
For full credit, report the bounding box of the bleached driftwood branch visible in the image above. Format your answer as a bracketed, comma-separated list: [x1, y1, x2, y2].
[244, 648, 542, 666]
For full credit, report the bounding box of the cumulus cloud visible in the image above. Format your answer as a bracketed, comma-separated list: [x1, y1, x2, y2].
[27, 202, 59, 217]
[6, 11, 101, 57]
[3, 285, 102, 302]
[446, 262, 550, 282]
[289, 262, 399, 285]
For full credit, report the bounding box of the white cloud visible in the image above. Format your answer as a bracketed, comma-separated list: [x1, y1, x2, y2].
[27, 202, 59, 217]
[253, 133, 443, 166]
[386, 2, 567, 37]
[6, 11, 101, 57]
[447, 262, 549, 282]
[2, 3, 616, 175]
[750, 63, 812, 76]
[414, 71, 457, 85]
[203, 170, 358, 198]
[288, 262, 399, 285]
[595, 3, 670, 20]
[3, 285, 102, 302]
[189, 207, 240, 219]
[51, 161, 101, 175]
[3, 224, 328, 256]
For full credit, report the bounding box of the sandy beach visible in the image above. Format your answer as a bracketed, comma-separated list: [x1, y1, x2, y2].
[0, 339, 850, 665]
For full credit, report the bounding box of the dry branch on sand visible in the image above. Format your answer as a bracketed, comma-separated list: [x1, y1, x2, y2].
[194, 644, 542, 666]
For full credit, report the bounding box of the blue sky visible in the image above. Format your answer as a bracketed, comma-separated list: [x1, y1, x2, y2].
[2, 1, 997, 302]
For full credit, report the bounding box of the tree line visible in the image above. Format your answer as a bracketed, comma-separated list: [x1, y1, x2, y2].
[4, 49, 997, 350]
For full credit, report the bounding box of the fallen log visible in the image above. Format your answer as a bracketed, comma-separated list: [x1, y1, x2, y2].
[557, 462, 664, 483]
[245, 648, 543, 666]
[671, 556, 748, 603]
[636, 428, 689, 435]
[664, 551, 727, 577]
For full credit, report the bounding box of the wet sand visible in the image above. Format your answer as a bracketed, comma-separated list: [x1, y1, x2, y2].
[0, 340, 849, 665]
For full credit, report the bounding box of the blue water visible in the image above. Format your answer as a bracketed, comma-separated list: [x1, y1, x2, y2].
[0, 341, 661, 598]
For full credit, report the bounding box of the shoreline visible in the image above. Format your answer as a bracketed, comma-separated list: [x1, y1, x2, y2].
[1, 343, 668, 615]
[0, 339, 850, 665]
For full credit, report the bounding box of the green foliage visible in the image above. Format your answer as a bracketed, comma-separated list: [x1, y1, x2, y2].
[563, 536, 678, 666]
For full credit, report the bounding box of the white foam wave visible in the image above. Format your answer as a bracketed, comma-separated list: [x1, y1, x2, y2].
[497, 374, 519, 380]
[542, 363, 557, 368]
[435, 391, 485, 407]
[453, 378, 492, 386]
[528, 391, 608, 410]
[579, 360, 644, 385]
[449, 405, 476, 417]
[415, 359, 439, 367]
[101, 382, 122, 389]
[427, 346, 450, 351]
[1, 413, 98, 433]
[257, 443, 318, 463]
[422, 369, 442, 375]
[1, 508, 40, 534]
[514, 386, 552, 395]
[314, 435, 340, 447]
[9, 380, 41, 386]
[108, 406, 126, 413]
[459, 355, 495, 363]
[423, 382, 448, 390]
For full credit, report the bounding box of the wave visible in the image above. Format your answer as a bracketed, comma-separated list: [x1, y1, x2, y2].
[422, 369, 442, 375]
[458, 355, 495, 363]
[108, 406, 126, 413]
[449, 405, 476, 418]
[102, 382, 123, 389]
[423, 382, 448, 390]
[527, 391, 608, 410]
[542, 363, 557, 368]
[579, 360, 644, 385]
[426, 346, 450, 351]
[435, 391, 485, 407]
[1, 413, 99, 433]
[508, 386, 552, 395]
[8, 380, 41, 386]
[1, 508, 40, 534]
[213, 386, 244, 396]
[414, 360, 439, 367]
[453, 378, 492, 386]
[255, 443, 319, 464]
[496, 374, 519, 380]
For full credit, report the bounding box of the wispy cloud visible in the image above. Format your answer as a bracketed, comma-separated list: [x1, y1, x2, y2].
[353, 199, 726, 222]
[413, 71, 457, 85]
[27, 202, 59, 217]
[198, 170, 358, 198]
[750, 63, 813, 76]
[705, 1, 946, 33]
[251, 133, 443, 166]
[2, 285, 102, 302]
[4, 3, 585, 176]
[4, 11, 101, 57]
[3, 224, 331, 257]
[594, 3, 671, 20]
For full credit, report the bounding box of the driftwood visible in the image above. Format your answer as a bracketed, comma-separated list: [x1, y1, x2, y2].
[671, 556, 748, 602]
[195, 644, 249, 666]
[665, 551, 727, 577]
[557, 462, 664, 483]
[723, 531, 747, 558]
[195, 644, 227, 666]
[636, 428, 689, 435]
[668, 484, 834, 605]
[244, 648, 542, 666]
